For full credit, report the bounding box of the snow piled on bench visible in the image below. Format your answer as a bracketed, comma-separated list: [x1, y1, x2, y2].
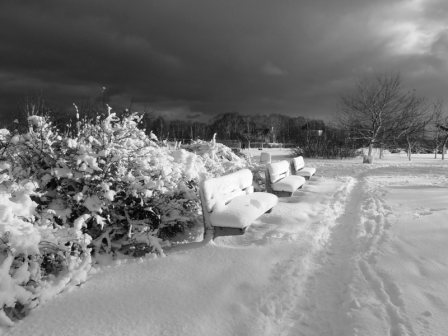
[292, 156, 305, 170]
[267, 160, 290, 183]
[293, 156, 316, 177]
[271, 175, 305, 192]
[210, 192, 277, 228]
[202, 169, 253, 213]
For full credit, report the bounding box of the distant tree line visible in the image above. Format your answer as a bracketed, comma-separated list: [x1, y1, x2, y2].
[151, 112, 326, 146]
[4, 73, 448, 161]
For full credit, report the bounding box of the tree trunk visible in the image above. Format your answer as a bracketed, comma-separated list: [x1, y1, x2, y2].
[441, 136, 448, 160]
[408, 143, 412, 161]
[368, 143, 373, 156]
[363, 155, 373, 163]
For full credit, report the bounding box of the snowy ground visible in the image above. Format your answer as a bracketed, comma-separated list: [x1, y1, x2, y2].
[3, 149, 448, 336]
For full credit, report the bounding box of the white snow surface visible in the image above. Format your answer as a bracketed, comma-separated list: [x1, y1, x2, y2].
[4, 149, 448, 336]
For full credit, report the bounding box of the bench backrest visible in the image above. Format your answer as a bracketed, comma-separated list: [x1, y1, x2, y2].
[292, 156, 305, 171]
[266, 160, 290, 183]
[260, 152, 271, 164]
[201, 169, 254, 213]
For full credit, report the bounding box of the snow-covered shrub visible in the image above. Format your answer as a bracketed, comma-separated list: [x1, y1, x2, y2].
[0, 115, 260, 326]
[180, 136, 267, 191]
[0, 181, 92, 326]
[0, 112, 207, 326]
[182, 135, 247, 175]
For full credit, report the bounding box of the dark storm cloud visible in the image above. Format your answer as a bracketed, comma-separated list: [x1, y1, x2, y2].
[0, 0, 447, 124]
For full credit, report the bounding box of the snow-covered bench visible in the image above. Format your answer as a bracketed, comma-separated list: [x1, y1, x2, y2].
[290, 156, 316, 179]
[200, 169, 278, 239]
[260, 152, 271, 164]
[265, 160, 305, 197]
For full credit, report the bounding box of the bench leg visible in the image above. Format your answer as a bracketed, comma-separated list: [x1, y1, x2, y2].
[273, 190, 293, 197]
[213, 226, 248, 239]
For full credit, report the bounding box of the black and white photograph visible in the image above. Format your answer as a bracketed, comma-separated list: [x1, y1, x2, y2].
[1, 1, 448, 335]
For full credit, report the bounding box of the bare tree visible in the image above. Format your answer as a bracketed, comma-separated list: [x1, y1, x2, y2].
[189, 121, 207, 140]
[427, 101, 448, 158]
[209, 112, 242, 139]
[268, 114, 284, 143]
[438, 124, 448, 160]
[140, 111, 155, 136]
[335, 73, 422, 161]
[153, 116, 166, 139]
[393, 95, 432, 160]
[17, 91, 66, 132]
[240, 115, 256, 149]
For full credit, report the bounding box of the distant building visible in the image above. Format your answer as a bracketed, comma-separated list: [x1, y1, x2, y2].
[302, 120, 325, 136]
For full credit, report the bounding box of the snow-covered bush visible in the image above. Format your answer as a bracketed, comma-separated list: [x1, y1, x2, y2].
[0, 112, 195, 325]
[181, 135, 250, 175]
[0, 115, 263, 326]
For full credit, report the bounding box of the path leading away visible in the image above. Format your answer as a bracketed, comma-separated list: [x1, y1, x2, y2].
[286, 162, 448, 336]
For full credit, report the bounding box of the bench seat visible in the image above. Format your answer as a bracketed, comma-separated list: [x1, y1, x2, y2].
[271, 175, 305, 193]
[210, 192, 278, 228]
[293, 167, 316, 178]
[291, 156, 316, 179]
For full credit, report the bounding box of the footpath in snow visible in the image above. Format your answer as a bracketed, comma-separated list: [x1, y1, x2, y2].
[4, 151, 448, 336]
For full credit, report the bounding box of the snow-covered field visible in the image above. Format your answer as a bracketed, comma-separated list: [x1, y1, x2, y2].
[4, 149, 448, 336]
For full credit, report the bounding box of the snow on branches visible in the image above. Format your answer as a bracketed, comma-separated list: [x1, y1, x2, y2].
[0, 112, 263, 327]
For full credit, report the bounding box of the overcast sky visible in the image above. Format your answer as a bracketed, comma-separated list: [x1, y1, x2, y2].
[1, 0, 447, 123]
